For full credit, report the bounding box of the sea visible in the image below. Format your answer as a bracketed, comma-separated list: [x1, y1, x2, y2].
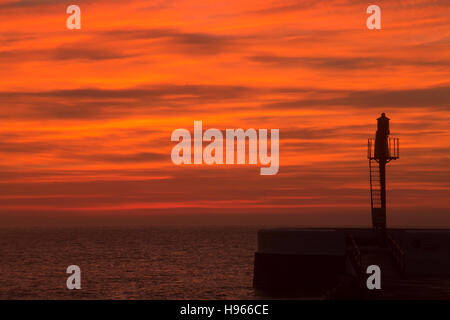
[0, 226, 260, 299]
[2, 226, 449, 300]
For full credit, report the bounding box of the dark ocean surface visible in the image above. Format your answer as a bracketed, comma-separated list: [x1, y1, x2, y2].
[1, 226, 449, 300]
[0, 227, 259, 299]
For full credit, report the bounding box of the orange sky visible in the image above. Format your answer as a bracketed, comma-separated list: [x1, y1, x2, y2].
[0, 0, 449, 226]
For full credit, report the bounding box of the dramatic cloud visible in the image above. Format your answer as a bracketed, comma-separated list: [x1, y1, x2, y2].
[263, 85, 450, 110]
[248, 55, 450, 69]
[0, 0, 449, 226]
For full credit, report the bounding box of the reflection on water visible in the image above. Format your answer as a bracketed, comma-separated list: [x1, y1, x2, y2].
[0, 227, 258, 299]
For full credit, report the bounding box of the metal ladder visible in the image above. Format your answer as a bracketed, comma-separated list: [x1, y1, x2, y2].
[369, 159, 381, 209]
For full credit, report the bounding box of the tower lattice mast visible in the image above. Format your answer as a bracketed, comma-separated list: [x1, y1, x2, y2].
[367, 113, 399, 231]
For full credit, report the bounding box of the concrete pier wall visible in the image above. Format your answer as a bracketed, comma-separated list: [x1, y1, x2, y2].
[254, 229, 347, 293]
[257, 228, 346, 255]
[254, 227, 450, 295]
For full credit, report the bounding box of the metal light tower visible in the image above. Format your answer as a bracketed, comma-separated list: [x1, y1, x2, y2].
[367, 113, 399, 231]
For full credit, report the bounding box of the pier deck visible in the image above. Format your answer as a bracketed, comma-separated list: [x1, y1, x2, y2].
[254, 228, 450, 299]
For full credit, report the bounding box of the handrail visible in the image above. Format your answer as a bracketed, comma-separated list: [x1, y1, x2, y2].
[347, 234, 363, 276]
[368, 137, 399, 160]
[388, 137, 400, 159]
[367, 138, 374, 159]
[387, 234, 406, 274]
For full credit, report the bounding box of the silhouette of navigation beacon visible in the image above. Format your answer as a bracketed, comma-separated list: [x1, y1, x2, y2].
[253, 114, 450, 299]
[367, 113, 399, 231]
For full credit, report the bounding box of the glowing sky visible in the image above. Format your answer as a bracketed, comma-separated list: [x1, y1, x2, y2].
[0, 0, 449, 226]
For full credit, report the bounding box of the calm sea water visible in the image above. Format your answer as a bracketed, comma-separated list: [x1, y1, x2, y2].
[3, 226, 449, 300]
[0, 226, 259, 299]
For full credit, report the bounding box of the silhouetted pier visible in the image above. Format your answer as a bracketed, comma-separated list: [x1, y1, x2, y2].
[253, 114, 450, 299]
